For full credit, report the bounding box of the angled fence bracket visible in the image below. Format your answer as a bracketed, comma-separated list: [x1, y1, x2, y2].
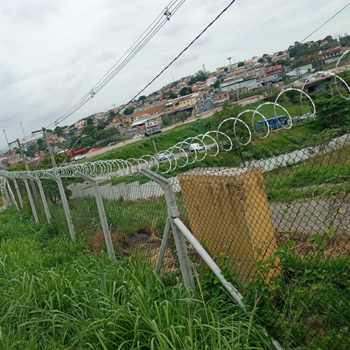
[20, 176, 39, 224]
[46, 174, 75, 243]
[140, 169, 195, 290]
[12, 178, 24, 210]
[5, 178, 18, 211]
[76, 171, 115, 261]
[28, 176, 51, 224]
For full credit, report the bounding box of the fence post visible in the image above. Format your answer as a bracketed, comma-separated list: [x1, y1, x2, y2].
[29, 176, 51, 224]
[6, 179, 19, 210]
[45, 174, 75, 243]
[12, 178, 24, 209]
[140, 169, 195, 290]
[21, 177, 39, 224]
[76, 171, 115, 260]
[156, 217, 171, 274]
[0, 177, 8, 210]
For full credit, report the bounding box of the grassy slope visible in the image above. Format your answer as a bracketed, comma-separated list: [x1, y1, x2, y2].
[85, 102, 313, 164]
[0, 209, 275, 350]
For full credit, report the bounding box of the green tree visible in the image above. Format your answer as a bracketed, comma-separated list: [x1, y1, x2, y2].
[82, 124, 96, 137]
[108, 110, 117, 121]
[37, 138, 46, 151]
[315, 96, 350, 130]
[54, 126, 64, 137]
[86, 117, 94, 125]
[237, 62, 244, 67]
[169, 92, 178, 99]
[97, 121, 109, 131]
[124, 107, 135, 116]
[188, 71, 208, 85]
[179, 87, 192, 96]
[80, 136, 95, 147]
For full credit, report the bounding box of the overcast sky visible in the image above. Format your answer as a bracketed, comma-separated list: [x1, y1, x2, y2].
[0, 0, 349, 150]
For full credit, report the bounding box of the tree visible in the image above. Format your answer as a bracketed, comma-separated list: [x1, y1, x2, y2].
[258, 58, 264, 63]
[179, 87, 192, 96]
[108, 110, 116, 121]
[169, 92, 178, 99]
[86, 117, 94, 125]
[224, 67, 228, 72]
[138, 95, 147, 101]
[213, 80, 221, 89]
[97, 121, 109, 131]
[80, 136, 95, 147]
[69, 135, 80, 149]
[237, 62, 244, 68]
[54, 126, 64, 137]
[82, 124, 96, 137]
[123, 107, 135, 116]
[188, 71, 208, 85]
[37, 138, 46, 151]
[315, 96, 350, 130]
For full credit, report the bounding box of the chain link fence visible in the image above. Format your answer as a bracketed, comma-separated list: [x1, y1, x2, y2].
[1, 125, 350, 349]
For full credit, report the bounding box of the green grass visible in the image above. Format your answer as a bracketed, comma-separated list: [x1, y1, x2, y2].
[83, 101, 314, 166]
[87, 119, 211, 162]
[0, 209, 276, 350]
[264, 142, 350, 203]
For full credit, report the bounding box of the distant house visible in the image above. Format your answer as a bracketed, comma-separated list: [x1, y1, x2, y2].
[264, 65, 283, 76]
[129, 114, 162, 133]
[132, 101, 166, 121]
[213, 91, 230, 105]
[165, 94, 198, 112]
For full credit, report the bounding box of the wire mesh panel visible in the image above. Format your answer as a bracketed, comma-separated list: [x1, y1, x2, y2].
[169, 133, 350, 349]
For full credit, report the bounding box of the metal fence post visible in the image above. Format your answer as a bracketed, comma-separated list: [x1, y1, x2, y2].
[46, 174, 75, 243]
[156, 217, 171, 274]
[76, 171, 115, 260]
[13, 178, 24, 210]
[0, 177, 8, 210]
[21, 177, 39, 224]
[6, 179, 18, 210]
[29, 176, 51, 224]
[140, 169, 195, 290]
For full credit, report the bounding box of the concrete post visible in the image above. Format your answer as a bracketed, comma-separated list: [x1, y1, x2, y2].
[156, 217, 171, 274]
[140, 169, 195, 290]
[13, 178, 24, 209]
[29, 177, 51, 224]
[46, 174, 75, 243]
[6, 179, 18, 210]
[76, 171, 115, 260]
[21, 177, 39, 224]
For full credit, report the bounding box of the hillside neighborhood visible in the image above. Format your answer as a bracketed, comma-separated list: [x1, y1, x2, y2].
[1, 34, 349, 168]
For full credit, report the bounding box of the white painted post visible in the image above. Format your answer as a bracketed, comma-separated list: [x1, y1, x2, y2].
[140, 169, 195, 290]
[6, 179, 18, 210]
[75, 171, 115, 260]
[156, 217, 171, 274]
[29, 177, 51, 224]
[21, 177, 39, 224]
[46, 174, 75, 243]
[13, 178, 24, 209]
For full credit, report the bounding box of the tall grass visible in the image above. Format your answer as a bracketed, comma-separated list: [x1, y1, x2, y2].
[0, 210, 275, 350]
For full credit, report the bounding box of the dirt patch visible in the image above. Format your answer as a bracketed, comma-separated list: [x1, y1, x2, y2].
[276, 231, 350, 257]
[89, 230, 127, 257]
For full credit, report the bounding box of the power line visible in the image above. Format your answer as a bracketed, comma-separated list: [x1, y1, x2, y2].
[300, 2, 350, 43]
[44, 0, 186, 130]
[126, 0, 237, 104]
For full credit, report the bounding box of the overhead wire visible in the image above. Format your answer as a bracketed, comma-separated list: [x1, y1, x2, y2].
[45, 0, 186, 130]
[126, 0, 237, 104]
[300, 2, 350, 43]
